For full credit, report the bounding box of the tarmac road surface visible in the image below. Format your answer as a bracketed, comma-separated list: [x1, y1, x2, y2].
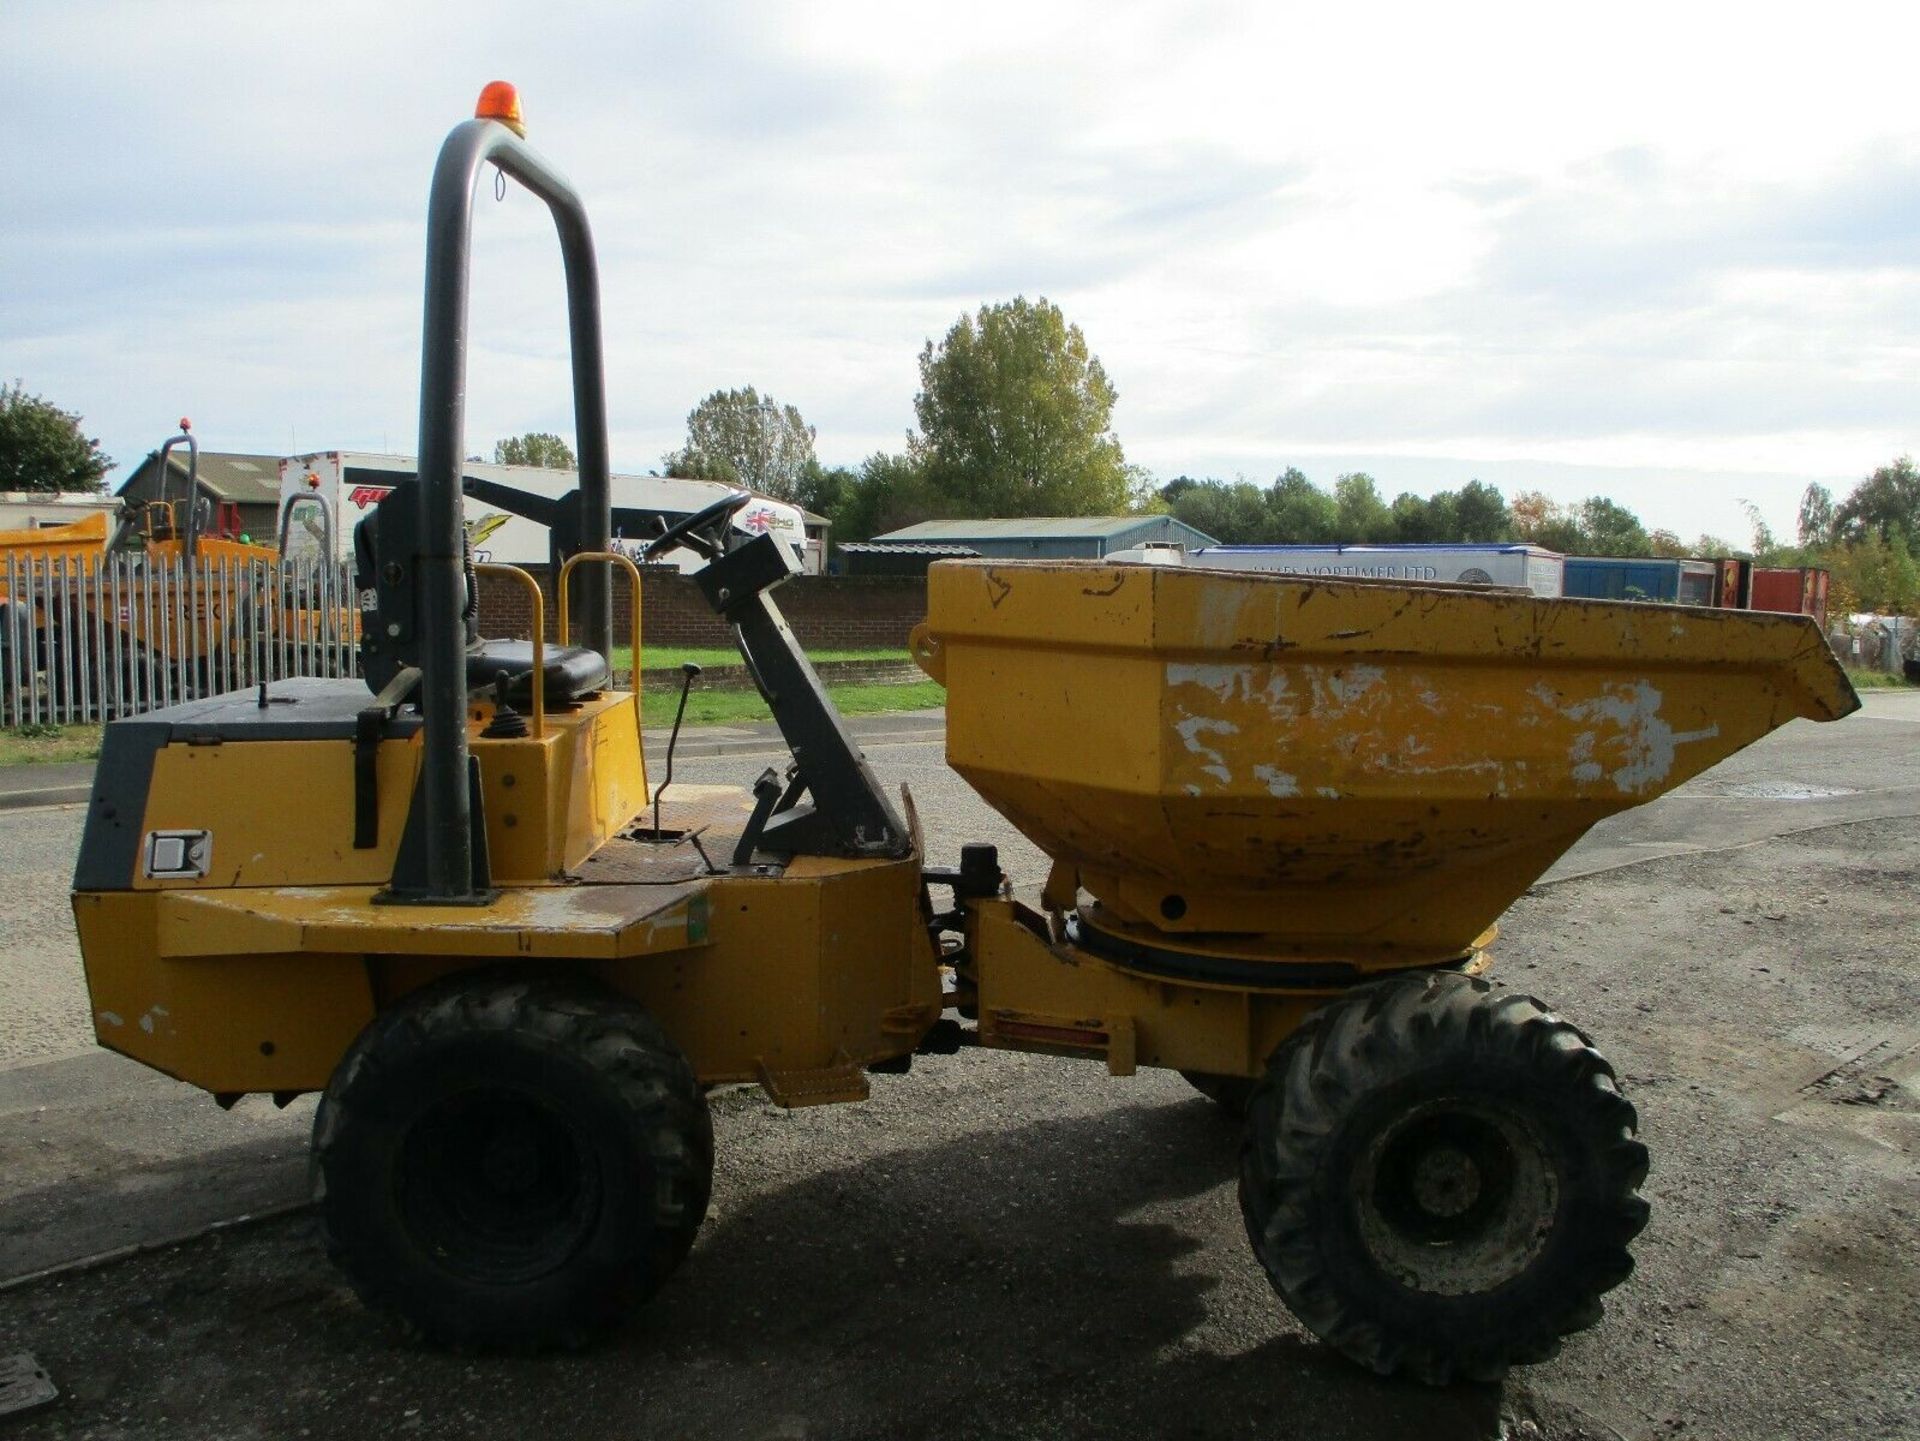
[1, 694, 1917, 1438]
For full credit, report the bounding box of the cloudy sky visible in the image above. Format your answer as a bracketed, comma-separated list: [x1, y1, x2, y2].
[8, 1, 1918, 543]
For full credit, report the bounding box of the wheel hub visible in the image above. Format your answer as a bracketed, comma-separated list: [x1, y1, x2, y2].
[480, 1122, 543, 1195]
[1355, 1097, 1559, 1296]
[1410, 1144, 1481, 1219]
[397, 1087, 601, 1285]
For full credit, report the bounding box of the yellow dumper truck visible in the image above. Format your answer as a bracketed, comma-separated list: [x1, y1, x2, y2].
[69, 89, 1858, 1384]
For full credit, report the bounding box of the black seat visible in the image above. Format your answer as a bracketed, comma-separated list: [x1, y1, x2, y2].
[353, 481, 611, 708]
[466, 638, 609, 705]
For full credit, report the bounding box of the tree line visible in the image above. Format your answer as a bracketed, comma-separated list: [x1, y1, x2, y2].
[657, 296, 1134, 545]
[634, 291, 1920, 616]
[9, 291, 1920, 615]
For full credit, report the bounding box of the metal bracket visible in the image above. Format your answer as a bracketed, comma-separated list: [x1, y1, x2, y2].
[754, 1051, 871, 1108]
[352, 666, 420, 850]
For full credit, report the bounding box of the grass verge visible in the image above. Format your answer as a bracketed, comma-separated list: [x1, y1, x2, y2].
[1846, 669, 1917, 690]
[639, 679, 944, 729]
[0, 723, 104, 766]
[614, 645, 910, 673]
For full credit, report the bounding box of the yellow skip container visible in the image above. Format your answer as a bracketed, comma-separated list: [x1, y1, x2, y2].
[914, 560, 1857, 962]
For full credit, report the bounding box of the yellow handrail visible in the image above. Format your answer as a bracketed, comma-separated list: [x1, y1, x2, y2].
[473, 562, 545, 738]
[556, 550, 645, 732]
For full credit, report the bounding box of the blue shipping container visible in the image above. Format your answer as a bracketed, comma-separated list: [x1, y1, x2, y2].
[1562, 557, 1718, 605]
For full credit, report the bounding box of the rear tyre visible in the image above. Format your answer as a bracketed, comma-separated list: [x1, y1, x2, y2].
[1238, 971, 1648, 1385]
[313, 975, 712, 1348]
[1180, 1070, 1255, 1119]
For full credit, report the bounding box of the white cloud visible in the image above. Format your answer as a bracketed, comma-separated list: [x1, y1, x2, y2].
[5, 0, 1918, 544]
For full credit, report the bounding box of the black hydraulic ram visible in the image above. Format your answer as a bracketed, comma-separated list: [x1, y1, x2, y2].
[412, 113, 613, 902]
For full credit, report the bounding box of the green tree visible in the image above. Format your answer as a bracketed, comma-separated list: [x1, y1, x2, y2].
[1829, 531, 1920, 613]
[1333, 472, 1394, 543]
[0, 381, 112, 492]
[792, 459, 855, 529]
[659, 448, 739, 483]
[829, 452, 943, 544]
[1508, 491, 1583, 554]
[912, 296, 1128, 517]
[1159, 475, 1203, 507]
[1739, 499, 1779, 561]
[1646, 529, 1689, 558]
[1738, 499, 1817, 565]
[493, 432, 575, 468]
[1452, 480, 1509, 542]
[1390, 490, 1465, 543]
[1126, 465, 1168, 514]
[1797, 482, 1836, 549]
[1170, 479, 1269, 544]
[1578, 496, 1650, 556]
[665, 386, 816, 502]
[1834, 457, 1920, 550]
[1390, 492, 1436, 543]
[1265, 468, 1338, 543]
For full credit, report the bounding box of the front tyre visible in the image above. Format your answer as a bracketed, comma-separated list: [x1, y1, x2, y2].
[1239, 971, 1649, 1385]
[313, 976, 712, 1348]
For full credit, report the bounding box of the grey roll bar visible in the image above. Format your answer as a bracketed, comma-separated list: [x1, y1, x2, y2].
[155, 424, 200, 556]
[412, 115, 613, 901]
[277, 473, 334, 561]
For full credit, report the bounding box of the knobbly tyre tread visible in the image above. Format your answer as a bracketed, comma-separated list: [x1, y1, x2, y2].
[1238, 970, 1649, 1385]
[312, 974, 712, 1349]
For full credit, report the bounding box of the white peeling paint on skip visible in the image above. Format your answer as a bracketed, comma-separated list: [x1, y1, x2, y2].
[1253, 764, 1302, 797]
[1167, 667, 1254, 779]
[1172, 713, 1238, 785]
[1190, 583, 1255, 649]
[1167, 661, 1269, 703]
[1168, 659, 1387, 719]
[1321, 665, 1385, 706]
[1559, 680, 1720, 793]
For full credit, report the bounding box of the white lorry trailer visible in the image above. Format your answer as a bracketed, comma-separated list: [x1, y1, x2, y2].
[276, 452, 815, 574]
[1190, 542, 1566, 598]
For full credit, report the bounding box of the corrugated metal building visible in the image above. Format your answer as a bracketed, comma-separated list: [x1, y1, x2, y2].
[837, 541, 981, 577]
[865, 514, 1219, 560]
[115, 449, 282, 542]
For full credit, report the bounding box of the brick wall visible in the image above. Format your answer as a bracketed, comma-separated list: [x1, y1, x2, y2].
[474, 565, 930, 651]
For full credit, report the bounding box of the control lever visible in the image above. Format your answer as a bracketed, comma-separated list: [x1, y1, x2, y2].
[480, 670, 530, 739]
[732, 767, 786, 867]
[651, 661, 701, 836]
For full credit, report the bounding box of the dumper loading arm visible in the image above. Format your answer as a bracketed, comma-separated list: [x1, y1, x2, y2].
[650, 492, 909, 860]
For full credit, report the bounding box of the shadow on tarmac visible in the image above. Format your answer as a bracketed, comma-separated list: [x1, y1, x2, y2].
[0, 1094, 1555, 1440]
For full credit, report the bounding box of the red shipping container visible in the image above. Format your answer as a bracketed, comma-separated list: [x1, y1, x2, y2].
[1750, 567, 1829, 628]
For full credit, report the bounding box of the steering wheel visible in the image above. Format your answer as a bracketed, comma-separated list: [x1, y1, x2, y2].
[642, 491, 753, 562]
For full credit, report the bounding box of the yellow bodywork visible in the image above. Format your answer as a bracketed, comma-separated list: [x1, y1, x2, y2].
[0, 510, 114, 573]
[73, 554, 1864, 1106]
[916, 559, 1858, 961]
[73, 674, 941, 1100]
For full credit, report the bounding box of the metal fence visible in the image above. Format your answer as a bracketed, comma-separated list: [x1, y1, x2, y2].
[0, 553, 361, 728]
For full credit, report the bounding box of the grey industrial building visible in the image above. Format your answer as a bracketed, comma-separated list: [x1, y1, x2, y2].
[861, 514, 1219, 563]
[114, 449, 283, 542]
